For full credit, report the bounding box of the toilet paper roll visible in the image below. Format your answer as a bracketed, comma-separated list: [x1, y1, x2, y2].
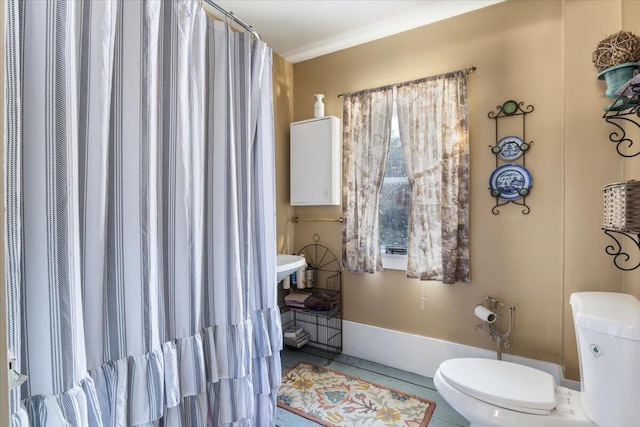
[475, 305, 497, 323]
[282, 275, 291, 290]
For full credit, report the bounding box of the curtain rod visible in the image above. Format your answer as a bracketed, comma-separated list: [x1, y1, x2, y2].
[337, 66, 476, 98]
[201, 0, 262, 40]
[292, 216, 343, 223]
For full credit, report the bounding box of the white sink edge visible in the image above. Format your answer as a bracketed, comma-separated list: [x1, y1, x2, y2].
[276, 254, 306, 282]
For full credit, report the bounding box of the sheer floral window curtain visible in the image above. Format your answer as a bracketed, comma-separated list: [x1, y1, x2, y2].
[342, 88, 394, 273]
[396, 71, 470, 284]
[342, 71, 469, 284]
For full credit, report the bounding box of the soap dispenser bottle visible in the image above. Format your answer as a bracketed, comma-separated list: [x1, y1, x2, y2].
[313, 94, 325, 118]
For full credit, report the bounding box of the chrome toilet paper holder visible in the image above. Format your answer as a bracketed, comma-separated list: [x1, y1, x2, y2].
[475, 296, 516, 360]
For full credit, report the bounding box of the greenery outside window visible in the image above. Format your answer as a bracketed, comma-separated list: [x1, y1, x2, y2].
[380, 104, 409, 270]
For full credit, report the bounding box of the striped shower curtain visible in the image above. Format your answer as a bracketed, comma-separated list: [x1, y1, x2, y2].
[5, 0, 280, 426]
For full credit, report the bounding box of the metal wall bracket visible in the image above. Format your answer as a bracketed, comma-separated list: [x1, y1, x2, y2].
[602, 83, 640, 158]
[603, 229, 640, 270]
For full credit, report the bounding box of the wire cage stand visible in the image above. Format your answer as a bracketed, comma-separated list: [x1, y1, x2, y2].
[280, 234, 342, 363]
[488, 100, 534, 215]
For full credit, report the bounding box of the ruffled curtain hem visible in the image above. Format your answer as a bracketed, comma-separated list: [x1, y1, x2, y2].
[14, 307, 282, 427]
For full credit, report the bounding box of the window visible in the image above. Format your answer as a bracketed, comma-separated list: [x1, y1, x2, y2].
[342, 71, 469, 282]
[379, 104, 409, 270]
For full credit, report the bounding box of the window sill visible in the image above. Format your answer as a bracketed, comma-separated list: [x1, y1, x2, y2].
[381, 253, 407, 271]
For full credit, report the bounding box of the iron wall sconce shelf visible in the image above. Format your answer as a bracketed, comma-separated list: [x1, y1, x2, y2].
[603, 228, 640, 271]
[601, 84, 640, 270]
[602, 83, 640, 158]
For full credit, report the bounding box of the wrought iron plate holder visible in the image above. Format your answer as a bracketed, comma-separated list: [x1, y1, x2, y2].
[488, 100, 534, 215]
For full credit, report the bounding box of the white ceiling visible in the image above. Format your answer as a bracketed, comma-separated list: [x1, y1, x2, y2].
[212, 0, 504, 63]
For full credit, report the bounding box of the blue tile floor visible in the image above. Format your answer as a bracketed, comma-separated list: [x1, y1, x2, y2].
[276, 346, 470, 426]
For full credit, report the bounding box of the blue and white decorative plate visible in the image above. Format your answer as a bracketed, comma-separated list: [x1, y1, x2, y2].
[489, 164, 533, 201]
[496, 136, 525, 161]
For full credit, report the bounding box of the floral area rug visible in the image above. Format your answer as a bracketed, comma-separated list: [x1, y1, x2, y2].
[277, 362, 435, 426]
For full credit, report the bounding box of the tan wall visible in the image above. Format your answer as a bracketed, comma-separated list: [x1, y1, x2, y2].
[273, 54, 295, 254]
[561, 0, 627, 380]
[287, 0, 629, 380]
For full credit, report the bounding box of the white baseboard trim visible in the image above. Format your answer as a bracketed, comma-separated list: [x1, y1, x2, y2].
[342, 320, 567, 383]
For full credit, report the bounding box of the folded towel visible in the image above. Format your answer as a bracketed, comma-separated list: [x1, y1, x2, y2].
[304, 293, 336, 311]
[284, 292, 311, 304]
[284, 292, 311, 308]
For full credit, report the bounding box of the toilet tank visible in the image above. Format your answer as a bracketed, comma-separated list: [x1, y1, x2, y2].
[570, 292, 640, 427]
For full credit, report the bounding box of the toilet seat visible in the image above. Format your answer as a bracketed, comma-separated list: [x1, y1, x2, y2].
[438, 358, 557, 415]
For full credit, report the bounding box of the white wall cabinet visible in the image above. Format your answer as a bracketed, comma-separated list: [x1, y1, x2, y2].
[290, 116, 341, 205]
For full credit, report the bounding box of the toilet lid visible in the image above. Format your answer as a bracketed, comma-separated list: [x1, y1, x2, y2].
[438, 358, 557, 415]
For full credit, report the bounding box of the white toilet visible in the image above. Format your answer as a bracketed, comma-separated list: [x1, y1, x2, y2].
[434, 292, 640, 427]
